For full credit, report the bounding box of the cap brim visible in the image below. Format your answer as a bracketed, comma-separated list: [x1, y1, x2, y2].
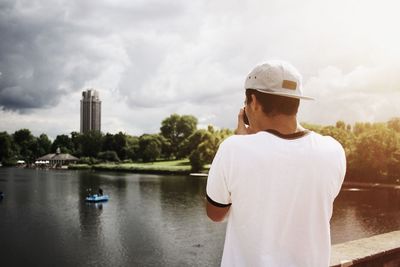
[254, 89, 314, 100]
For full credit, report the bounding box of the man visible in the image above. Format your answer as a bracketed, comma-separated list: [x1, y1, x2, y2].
[206, 60, 346, 267]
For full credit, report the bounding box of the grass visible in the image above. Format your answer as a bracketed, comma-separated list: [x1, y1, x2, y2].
[69, 159, 210, 175]
[70, 159, 191, 175]
[68, 164, 91, 170]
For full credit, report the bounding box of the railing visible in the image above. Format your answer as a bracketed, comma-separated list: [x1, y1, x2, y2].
[330, 230, 400, 266]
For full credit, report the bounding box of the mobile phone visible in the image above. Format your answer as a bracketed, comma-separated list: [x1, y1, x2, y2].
[243, 109, 249, 125]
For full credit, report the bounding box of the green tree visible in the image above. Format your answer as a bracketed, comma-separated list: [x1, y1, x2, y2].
[126, 135, 140, 161]
[70, 131, 82, 156]
[102, 133, 115, 152]
[37, 134, 52, 156]
[349, 125, 400, 181]
[80, 131, 103, 158]
[0, 132, 15, 163]
[320, 125, 354, 154]
[52, 134, 73, 153]
[102, 132, 128, 160]
[189, 126, 233, 171]
[113, 132, 128, 160]
[138, 134, 163, 162]
[13, 129, 34, 145]
[179, 129, 209, 159]
[13, 129, 35, 162]
[97, 150, 120, 162]
[160, 114, 198, 159]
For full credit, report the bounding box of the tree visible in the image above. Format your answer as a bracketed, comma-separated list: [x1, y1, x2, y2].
[138, 134, 163, 162]
[0, 132, 14, 163]
[126, 135, 140, 161]
[113, 132, 128, 160]
[70, 131, 82, 156]
[101, 132, 129, 160]
[189, 126, 233, 171]
[13, 129, 34, 145]
[52, 134, 73, 153]
[348, 125, 400, 181]
[160, 114, 198, 159]
[335, 120, 346, 130]
[13, 129, 35, 162]
[320, 125, 353, 153]
[388, 117, 400, 133]
[80, 131, 103, 158]
[102, 133, 115, 152]
[189, 134, 214, 172]
[179, 129, 209, 159]
[37, 134, 52, 156]
[97, 151, 120, 162]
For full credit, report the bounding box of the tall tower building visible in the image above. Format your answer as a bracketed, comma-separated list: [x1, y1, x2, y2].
[80, 89, 101, 133]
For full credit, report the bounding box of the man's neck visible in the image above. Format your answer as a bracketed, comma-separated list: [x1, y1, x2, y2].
[252, 114, 304, 135]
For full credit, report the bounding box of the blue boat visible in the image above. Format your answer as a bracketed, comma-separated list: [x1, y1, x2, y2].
[85, 194, 109, 202]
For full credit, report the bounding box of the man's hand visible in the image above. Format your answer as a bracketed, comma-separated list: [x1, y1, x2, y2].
[235, 108, 251, 135]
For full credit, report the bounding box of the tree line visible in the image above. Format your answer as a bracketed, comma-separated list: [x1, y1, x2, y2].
[0, 114, 232, 171]
[304, 118, 400, 183]
[1, 114, 400, 183]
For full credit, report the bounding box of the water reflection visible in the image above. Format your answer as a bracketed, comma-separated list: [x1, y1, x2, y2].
[76, 171, 131, 267]
[331, 187, 400, 244]
[1, 168, 400, 266]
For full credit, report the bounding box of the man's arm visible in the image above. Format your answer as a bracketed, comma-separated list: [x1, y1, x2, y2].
[206, 196, 231, 222]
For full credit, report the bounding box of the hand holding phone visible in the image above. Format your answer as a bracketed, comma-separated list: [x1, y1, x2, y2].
[235, 108, 249, 135]
[243, 108, 249, 125]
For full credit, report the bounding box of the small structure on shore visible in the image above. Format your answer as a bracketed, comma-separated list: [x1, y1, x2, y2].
[36, 148, 79, 168]
[16, 160, 26, 167]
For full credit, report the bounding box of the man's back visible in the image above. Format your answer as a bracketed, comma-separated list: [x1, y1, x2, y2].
[206, 130, 346, 267]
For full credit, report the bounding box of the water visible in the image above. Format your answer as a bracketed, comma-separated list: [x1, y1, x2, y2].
[1, 168, 400, 266]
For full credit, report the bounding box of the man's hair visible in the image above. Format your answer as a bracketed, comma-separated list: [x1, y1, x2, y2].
[245, 89, 300, 116]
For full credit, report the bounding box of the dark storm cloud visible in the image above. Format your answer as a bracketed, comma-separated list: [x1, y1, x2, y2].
[0, 1, 101, 110]
[0, 0, 187, 111]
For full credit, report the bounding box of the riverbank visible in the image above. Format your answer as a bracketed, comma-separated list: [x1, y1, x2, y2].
[343, 181, 400, 190]
[69, 159, 210, 175]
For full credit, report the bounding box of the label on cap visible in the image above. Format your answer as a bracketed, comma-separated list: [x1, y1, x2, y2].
[282, 80, 297, 90]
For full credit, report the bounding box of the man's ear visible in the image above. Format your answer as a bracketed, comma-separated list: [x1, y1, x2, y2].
[251, 94, 261, 111]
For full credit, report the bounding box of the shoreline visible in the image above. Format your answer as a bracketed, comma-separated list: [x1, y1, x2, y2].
[2, 165, 399, 186]
[342, 181, 400, 190]
[67, 161, 210, 176]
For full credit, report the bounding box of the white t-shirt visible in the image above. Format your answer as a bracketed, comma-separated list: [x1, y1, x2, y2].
[206, 130, 346, 267]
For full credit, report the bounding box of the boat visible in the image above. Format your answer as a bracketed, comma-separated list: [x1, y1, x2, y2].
[85, 194, 109, 202]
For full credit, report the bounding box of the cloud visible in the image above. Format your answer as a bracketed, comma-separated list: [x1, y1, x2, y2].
[0, 0, 189, 111]
[300, 61, 400, 125]
[1, 0, 400, 137]
[0, 1, 99, 109]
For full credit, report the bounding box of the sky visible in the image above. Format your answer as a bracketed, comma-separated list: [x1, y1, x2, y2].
[1, 0, 400, 139]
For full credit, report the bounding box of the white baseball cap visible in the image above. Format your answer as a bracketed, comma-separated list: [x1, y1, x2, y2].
[244, 60, 314, 100]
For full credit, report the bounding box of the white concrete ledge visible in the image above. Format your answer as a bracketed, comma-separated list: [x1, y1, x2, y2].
[330, 230, 400, 266]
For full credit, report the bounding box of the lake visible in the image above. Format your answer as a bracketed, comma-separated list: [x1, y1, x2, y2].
[0, 168, 400, 266]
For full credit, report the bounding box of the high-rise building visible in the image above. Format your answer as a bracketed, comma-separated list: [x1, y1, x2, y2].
[80, 89, 101, 133]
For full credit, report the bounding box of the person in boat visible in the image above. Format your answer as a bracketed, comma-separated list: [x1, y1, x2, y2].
[98, 188, 103, 196]
[205, 60, 346, 266]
